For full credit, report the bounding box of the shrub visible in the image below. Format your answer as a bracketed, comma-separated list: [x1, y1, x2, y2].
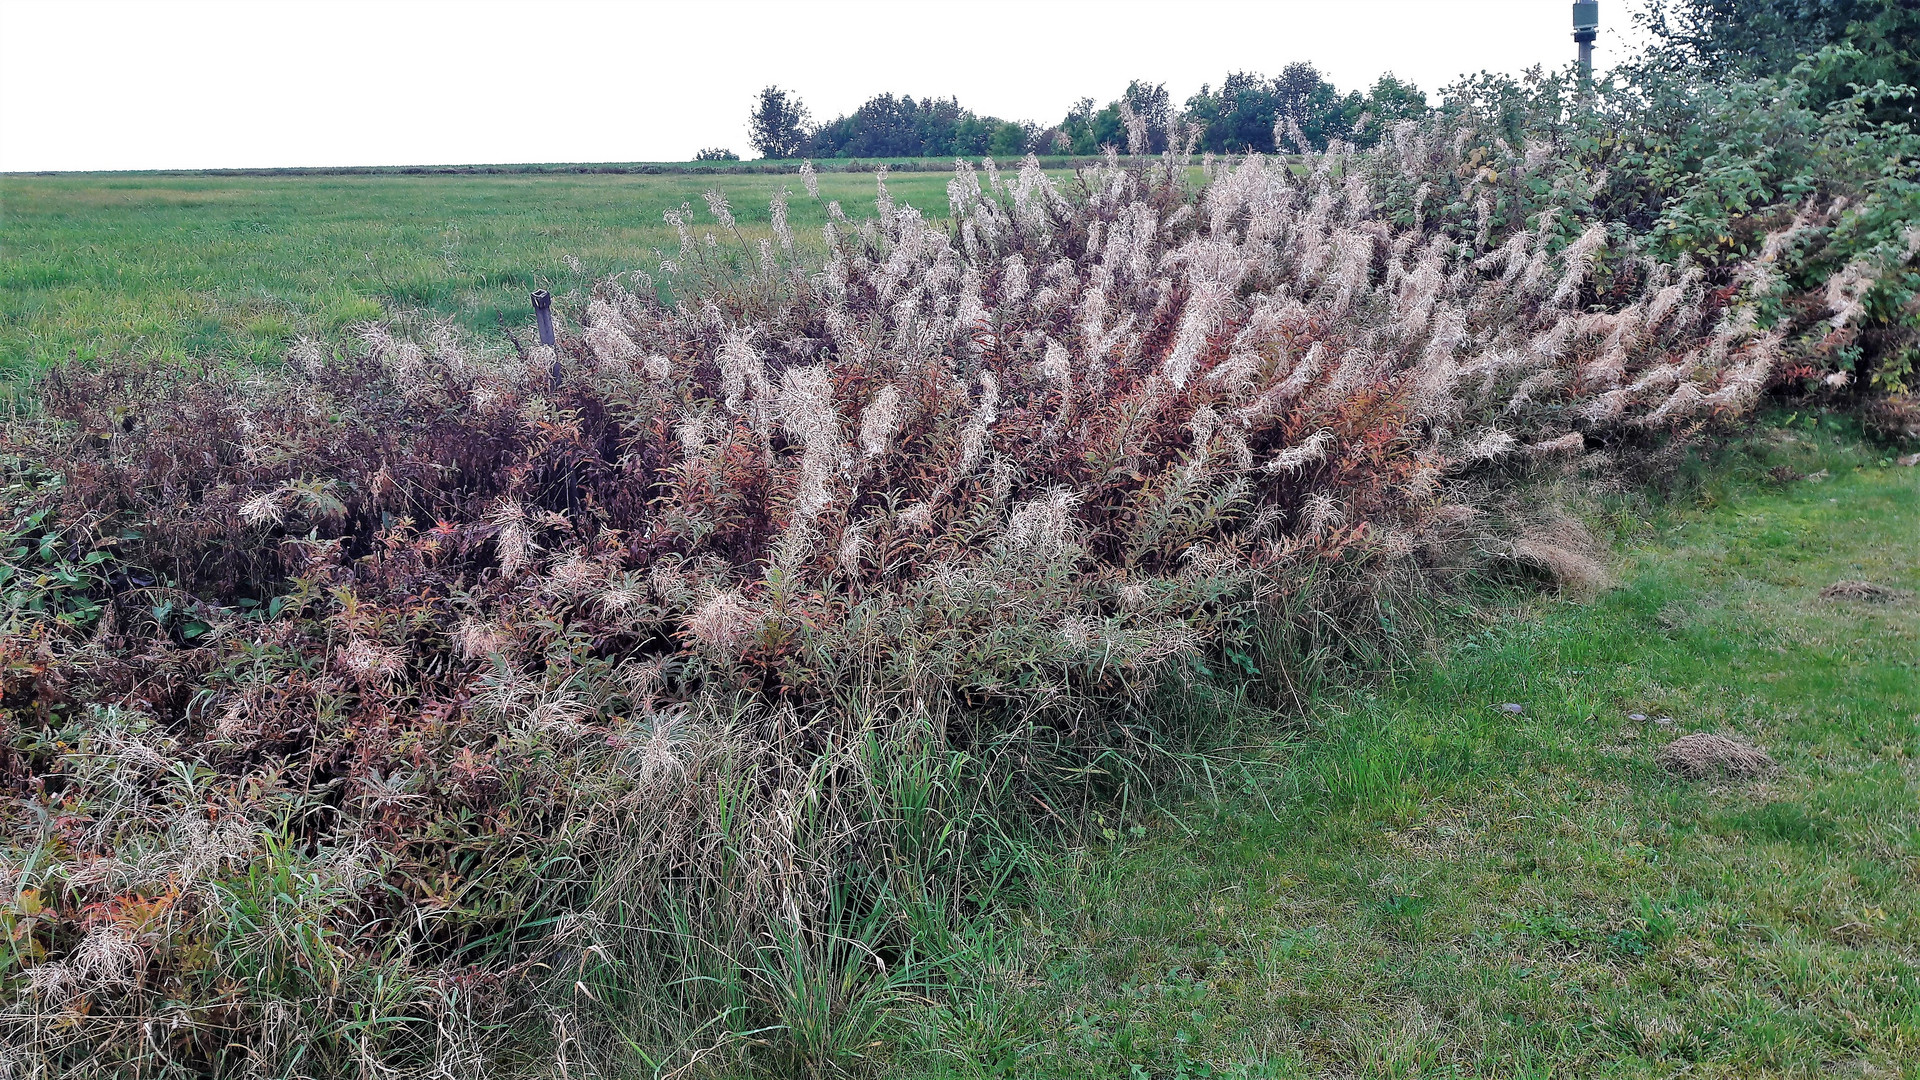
[1428, 61, 1920, 394]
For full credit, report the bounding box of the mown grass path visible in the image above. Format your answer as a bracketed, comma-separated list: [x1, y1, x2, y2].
[912, 431, 1919, 1079]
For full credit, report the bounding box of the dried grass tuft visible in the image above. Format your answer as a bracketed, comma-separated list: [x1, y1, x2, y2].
[1818, 580, 1911, 603]
[1656, 733, 1776, 779]
[1512, 515, 1610, 595]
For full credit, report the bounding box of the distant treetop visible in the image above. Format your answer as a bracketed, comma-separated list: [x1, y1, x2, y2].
[749, 87, 810, 160]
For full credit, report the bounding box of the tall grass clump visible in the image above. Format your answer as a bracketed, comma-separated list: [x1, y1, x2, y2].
[0, 101, 1882, 1074]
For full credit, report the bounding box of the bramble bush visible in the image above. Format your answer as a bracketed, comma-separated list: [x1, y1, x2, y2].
[2, 61, 1913, 1077]
[1431, 55, 1920, 401]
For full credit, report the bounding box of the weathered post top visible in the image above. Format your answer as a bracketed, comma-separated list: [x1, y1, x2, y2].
[530, 289, 555, 347]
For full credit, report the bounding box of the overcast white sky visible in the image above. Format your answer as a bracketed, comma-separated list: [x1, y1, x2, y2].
[1, 0, 1646, 172]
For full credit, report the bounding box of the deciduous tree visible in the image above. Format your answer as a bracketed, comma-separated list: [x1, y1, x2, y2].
[748, 85, 810, 160]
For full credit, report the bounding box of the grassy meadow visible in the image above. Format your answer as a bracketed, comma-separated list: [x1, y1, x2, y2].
[901, 421, 1920, 1078]
[0, 169, 951, 375]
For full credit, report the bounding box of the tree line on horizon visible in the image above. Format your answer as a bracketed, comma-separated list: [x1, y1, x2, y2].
[744, 64, 1426, 161]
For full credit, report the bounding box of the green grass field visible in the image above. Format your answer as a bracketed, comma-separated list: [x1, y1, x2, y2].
[0, 169, 955, 375]
[899, 423, 1920, 1078]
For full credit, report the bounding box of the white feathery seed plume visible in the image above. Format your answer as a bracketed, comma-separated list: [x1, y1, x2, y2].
[1004, 488, 1081, 558]
[1825, 257, 1876, 330]
[71, 925, 141, 989]
[1529, 432, 1587, 456]
[837, 519, 868, 575]
[453, 617, 509, 661]
[1000, 253, 1029, 304]
[1120, 100, 1148, 156]
[1039, 340, 1073, 397]
[1458, 428, 1519, 463]
[585, 313, 639, 365]
[702, 189, 735, 230]
[718, 332, 770, 414]
[337, 636, 406, 681]
[1266, 429, 1334, 475]
[687, 591, 756, 653]
[859, 384, 902, 458]
[486, 501, 535, 575]
[238, 490, 287, 527]
[899, 501, 935, 533]
[771, 364, 849, 568]
[955, 371, 999, 477]
[1551, 222, 1608, 307]
[1302, 492, 1344, 538]
[1164, 278, 1232, 388]
[770, 187, 793, 251]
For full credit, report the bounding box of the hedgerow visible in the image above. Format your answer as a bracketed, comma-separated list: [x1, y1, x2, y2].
[2, 61, 1913, 1077]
